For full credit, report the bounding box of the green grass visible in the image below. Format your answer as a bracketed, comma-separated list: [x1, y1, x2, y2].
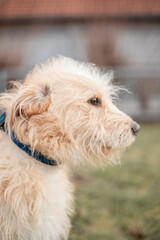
[69, 124, 160, 240]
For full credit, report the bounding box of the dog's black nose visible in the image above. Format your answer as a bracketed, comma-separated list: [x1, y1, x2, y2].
[131, 121, 140, 136]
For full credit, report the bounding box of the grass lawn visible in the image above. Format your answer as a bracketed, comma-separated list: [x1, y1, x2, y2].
[69, 124, 160, 240]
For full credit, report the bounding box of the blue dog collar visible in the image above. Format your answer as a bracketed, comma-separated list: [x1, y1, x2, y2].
[0, 112, 57, 166]
[0, 112, 6, 131]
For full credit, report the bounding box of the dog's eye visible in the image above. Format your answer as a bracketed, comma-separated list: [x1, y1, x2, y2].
[88, 97, 101, 106]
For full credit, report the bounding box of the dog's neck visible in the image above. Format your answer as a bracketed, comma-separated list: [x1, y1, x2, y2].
[0, 112, 58, 166]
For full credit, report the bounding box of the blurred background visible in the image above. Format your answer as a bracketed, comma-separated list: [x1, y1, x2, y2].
[0, 1, 160, 240]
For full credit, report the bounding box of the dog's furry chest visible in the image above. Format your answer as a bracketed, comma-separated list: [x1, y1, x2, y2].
[0, 132, 74, 240]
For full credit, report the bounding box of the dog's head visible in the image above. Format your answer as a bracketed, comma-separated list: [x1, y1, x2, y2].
[0, 57, 140, 165]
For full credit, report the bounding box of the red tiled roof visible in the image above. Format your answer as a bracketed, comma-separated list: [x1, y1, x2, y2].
[0, 0, 160, 20]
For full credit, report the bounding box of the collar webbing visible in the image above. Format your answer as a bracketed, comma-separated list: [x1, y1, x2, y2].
[0, 112, 57, 166]
[0, 112, 6, 131]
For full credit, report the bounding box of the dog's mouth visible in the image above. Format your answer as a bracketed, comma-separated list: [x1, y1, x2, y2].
[103, 145, 126, 152]
[103, 138, 135, 151]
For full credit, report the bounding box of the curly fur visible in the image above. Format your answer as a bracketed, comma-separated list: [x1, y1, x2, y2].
[0, 56, 137, 240]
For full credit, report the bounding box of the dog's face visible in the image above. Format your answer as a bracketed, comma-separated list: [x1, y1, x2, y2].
[5, 57, 139, 165]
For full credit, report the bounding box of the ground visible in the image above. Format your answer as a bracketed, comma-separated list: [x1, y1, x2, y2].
[70, 124, 160, 240]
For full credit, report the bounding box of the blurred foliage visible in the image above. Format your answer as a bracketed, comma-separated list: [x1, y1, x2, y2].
[70, 124, 160, 240]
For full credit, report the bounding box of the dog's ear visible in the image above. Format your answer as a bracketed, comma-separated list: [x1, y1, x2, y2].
[12, 83, 51, 121]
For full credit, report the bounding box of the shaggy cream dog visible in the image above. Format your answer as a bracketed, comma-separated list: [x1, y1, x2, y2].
[0, 57, 140, 240]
